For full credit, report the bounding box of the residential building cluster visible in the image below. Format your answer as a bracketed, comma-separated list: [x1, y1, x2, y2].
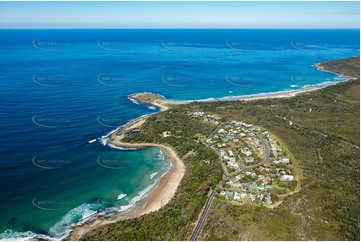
[193, 112, 297, 206]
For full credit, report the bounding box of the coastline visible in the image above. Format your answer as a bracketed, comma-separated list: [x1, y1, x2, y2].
[68, 141, 185, 240]
[163, 82, 348, 105]
[162, 62, 353, 105]
[68, 59, 353, 240]
[68, 99, 182, 240]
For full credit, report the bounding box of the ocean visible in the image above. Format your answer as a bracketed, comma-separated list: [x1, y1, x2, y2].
[0, 29, 359, 240]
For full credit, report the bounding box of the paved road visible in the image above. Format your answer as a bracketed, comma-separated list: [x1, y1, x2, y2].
[190, 184, 219, 241]
[238, 135, 271, 172]
[207, 123, 223, 139]
[191, 124, 273, 241]
[209, 134, 271, 176]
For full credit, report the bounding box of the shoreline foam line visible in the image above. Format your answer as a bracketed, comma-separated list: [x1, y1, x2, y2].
[67, 59, 354, 240]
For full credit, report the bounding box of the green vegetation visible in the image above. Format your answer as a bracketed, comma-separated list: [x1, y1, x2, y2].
[82, 57, 359, 241]
[199, 57, 360, 241]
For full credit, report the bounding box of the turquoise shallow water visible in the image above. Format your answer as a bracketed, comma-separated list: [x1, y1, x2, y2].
[0, 29, 359, 240]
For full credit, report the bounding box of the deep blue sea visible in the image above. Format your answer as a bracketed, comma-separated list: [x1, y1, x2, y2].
[0, 29, 359, 240]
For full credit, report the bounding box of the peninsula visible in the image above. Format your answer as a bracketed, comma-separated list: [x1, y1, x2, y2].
[76, 56, 359, 241]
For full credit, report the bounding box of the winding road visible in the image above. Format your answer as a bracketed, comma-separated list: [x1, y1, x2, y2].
[191, 125, 271, 241]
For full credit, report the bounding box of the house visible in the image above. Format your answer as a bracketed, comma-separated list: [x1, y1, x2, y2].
[244, 151, 252, 157]
[225, 191, 234, 199]
[220, 190, 226, 196]
[282, 158, 290, 164]
[251, 173, 257, 178]
[257, 184, 265, 190]
[258, 174, 265, 180]
[242, 183, 249, 189]
[246, 157, 254, 163]
[265, 185, 273, 190]
[222, 135, 234, 142]
[193, 111, 205, 117]
[254, 127, 261, 132]
[162, 131, 172, 137]
[263, 176, 271, 184]
[233, 192, 241, 200]
[265, 196, 272, 204]
[235, 174, 244, 180]
[218, 128, 225, 133]
[250, 182, 257, 190]
[227, 161, 239, 170]
[245, 171, 252, 176]
[280, 175, 294, 181]
[240, 192, 247, 199]
[228, 150, 234, 157]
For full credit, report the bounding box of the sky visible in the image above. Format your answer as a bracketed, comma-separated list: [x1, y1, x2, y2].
[0, 1, 359, 29]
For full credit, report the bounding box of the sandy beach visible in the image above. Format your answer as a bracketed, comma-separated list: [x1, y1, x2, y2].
[68, 140, 185, 240]
[163, 84, 341, 105]
[68, 61, 351, 240]
[162, 63, 351, 104]
[68, 87, 313, 240]
[68, 99, 182, 240]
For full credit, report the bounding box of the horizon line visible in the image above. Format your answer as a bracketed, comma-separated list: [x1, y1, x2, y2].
[0, 27, 360, 30]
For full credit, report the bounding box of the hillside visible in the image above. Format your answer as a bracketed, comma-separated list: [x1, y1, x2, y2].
[82, 56, 360, 241]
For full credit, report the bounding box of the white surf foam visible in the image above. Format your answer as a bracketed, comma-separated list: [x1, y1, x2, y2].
[129, 98, 139, 105]
[88, 139, 97, 144]
[48, 203, 105, 239]
[117, 193, 127, 200]
[106, 143, 137, 151]
[150, 172, 158, 179]
[118, 181, 158, 213]
[0, 229, 55, 241]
